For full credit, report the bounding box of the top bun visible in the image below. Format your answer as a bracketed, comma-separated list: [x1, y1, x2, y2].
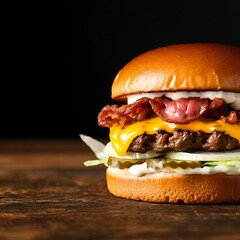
[111, 43, 240, 101]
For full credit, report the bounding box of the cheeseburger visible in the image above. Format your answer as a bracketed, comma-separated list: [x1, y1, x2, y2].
[81, 43, 240, 204]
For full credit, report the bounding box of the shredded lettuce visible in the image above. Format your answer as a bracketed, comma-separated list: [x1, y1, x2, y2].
[83, 159, 107, 167]
[203, 160, 240, 168]
[80, 134, 107, 160]
[80, 134, 108, 166]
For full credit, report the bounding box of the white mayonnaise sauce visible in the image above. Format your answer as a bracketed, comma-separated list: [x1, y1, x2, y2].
[127, 91, 240, 110]
[128, 161, 240, 177]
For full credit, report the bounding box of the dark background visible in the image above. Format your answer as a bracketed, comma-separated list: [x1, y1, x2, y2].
[1, 0, 240, 139]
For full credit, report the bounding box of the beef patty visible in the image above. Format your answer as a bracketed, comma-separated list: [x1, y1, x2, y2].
[128, 130, 240, 153]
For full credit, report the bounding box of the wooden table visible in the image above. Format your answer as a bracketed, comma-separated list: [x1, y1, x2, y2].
[0, 139, 239, 240]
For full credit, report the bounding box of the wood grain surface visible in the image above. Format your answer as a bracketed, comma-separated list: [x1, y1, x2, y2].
[0, 139, 239, 240]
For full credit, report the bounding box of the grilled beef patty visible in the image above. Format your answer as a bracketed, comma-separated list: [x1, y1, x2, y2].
[128, 130, 240, 153]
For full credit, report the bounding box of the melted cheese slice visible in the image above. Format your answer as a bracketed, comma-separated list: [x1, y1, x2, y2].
[110, 117, 240, 156]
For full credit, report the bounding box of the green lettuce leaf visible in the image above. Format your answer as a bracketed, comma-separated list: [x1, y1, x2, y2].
[203, 160, 240, 168]
[83, 159, 107, 167]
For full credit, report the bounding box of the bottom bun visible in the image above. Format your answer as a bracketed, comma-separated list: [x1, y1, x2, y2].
[106, 167, 240, 204]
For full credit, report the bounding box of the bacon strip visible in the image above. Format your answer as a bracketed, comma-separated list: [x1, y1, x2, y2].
[149, 97, 209, 124]
[98, 98, 155, 128]
[98, 97, 239, 128]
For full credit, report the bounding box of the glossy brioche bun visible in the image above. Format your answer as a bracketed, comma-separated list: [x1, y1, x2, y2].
[106, 167, 240, 204]
[112, 43, 240, 101]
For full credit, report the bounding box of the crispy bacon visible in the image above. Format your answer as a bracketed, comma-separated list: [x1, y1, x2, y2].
[221, 111, 238, 124]
[98, 98, 156, 128]
[98, 97, 239, 128]
[206, 98, 231, 119]
[149, 97, 209, 124]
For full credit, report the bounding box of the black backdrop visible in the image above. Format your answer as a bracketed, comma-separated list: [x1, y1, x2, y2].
[1, 0, 240, 139]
